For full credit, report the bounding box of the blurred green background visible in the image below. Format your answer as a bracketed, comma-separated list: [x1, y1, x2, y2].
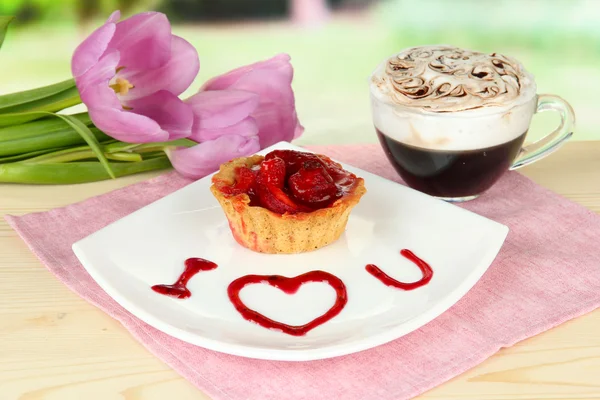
[0, 0, 598, 145]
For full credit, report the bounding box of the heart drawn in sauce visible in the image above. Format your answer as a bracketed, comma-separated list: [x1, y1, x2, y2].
[227, 270, 348, 336]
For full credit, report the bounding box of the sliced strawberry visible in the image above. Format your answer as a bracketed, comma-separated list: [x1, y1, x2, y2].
[235, 167, 257, 191]
[271, 186, 301, 209]
[257, 157, 286, 188]
[256, 184, 308, 214]
[288, 161, 338, 207]
[318, 156, 358, 191]
[265, 150, 323, 176]
[219, 167, 257, 196]
[256, 151, 358, 213]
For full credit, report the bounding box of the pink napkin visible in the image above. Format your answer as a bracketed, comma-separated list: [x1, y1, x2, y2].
[6, 144, 600, 400]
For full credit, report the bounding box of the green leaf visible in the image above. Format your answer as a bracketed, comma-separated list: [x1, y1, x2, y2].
[136, 138, 198, 151]
[52, 113, 116, 179]
[108, 152, 143, 162]
[1, 86, 81, 114]
[0, 110, 115, 178]
[0, 147, 68, 164]
[0, 124, 110, 157]
[0, 78, 78, 113]
[140, 151, 168, 159]
[0, 110, 53, 127]
[0, 157, 172, 184]
[22, 145, 143, 164]
[102, 141, 141, 153]
[0, 112, 92, 142]
[0, 16, 14, 51]
[102, 138, 198, 154]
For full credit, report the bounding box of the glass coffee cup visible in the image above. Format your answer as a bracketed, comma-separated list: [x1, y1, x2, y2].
[369, 46, 575, 202]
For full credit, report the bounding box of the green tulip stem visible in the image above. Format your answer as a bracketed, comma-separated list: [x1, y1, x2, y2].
[0, 147, 68, 164]
[0, 112, 92, 142]
[101, 138, 198, 154]
[0, 126, 111, 157]
[0, 157, 172, 184]
[0, 79, 81, 120]
[24, 147, 142, 164]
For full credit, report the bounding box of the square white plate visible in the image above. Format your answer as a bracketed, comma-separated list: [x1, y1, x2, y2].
[73, 141, 508, 361]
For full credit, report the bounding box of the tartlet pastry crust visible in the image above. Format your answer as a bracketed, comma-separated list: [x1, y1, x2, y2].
[210, 154, 366, 254]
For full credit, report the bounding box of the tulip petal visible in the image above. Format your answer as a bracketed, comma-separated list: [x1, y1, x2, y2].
[126, 90, 193, 140]
[234, 68, 300, 147]
[119, 35, 199, 101]
[77, 52, 122, 122]
[108, 12, 171, 70]
[201, 53, 292, 91]
[168, 135, 260, 179]
[75, 50, 120, 98]
[71, 21, 116, 78]
[294, 117, 305, 139]
[106, 10, 121, 24]
[191, 116, 258, 142]
[186, 89, 259, 130]
[88, 106, 168, 143]
[79, 83, 121, 112]
[199, 53, 302, 147]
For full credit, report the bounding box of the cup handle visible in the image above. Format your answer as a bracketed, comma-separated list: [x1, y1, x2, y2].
[510, 94, 576, 170]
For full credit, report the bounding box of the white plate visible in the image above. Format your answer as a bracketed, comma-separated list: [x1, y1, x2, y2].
[73, 141, 508, 361]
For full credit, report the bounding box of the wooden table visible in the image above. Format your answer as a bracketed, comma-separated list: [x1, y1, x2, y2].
[1, 141, 599, 400]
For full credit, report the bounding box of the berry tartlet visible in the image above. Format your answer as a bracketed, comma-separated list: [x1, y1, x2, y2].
[210, 150, 366, 254]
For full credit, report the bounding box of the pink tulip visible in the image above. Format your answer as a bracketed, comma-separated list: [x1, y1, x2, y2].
[71, 11, 199, 143]
[199, 53, 304, 147]
[167, 54, 303, 179]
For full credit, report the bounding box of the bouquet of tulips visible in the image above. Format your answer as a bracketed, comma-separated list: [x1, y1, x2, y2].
[0, 11, 303, 184]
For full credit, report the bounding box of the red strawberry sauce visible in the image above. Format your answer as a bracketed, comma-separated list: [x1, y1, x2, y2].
[151, 258, 218, 299]
[366, 249, 433, 290]
[227, 270, 348, 336]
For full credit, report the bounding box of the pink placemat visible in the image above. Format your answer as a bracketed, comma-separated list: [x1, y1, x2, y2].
[6, 144, 600, 400]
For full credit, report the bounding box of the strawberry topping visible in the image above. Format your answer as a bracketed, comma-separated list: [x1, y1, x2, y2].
[219, 150, 359, 214]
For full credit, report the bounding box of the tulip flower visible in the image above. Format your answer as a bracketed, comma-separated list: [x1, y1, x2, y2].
[199, 53, 304, 147]
[71, 11, 199, 143]
[167, 54, 304, 179]
[0, 13, 304, 185]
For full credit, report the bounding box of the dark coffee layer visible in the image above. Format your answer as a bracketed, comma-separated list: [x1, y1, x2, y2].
[376, 129, 526, 198]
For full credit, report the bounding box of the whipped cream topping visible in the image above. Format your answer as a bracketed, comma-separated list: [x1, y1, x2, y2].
[370, 46, 536, 113]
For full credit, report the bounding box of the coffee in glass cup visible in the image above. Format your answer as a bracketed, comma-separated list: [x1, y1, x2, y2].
[369, 45, 575, 202]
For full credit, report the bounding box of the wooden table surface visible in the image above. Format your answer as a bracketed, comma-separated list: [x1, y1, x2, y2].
[1, 141, 600, 400]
